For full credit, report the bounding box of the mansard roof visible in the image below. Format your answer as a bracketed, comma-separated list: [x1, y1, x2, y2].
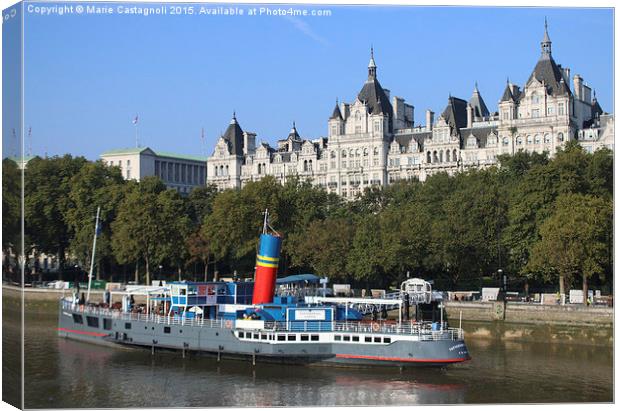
[526, 54, 571, 97]
[500, 83, 515, 102]
[357, 77, 393, 116]
[441, 96, 468, 131]
[222, 114, 244, 156]
[330, 102, 343, 120]
[288, 122, 301, 140]
[459, 126, 497, 149]
[469, 84, 490, 118]
[592, 98, 604, 117]
[394, 132, 430, 152]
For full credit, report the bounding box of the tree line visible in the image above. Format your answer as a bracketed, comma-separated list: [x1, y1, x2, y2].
[2, 141, 613, 297]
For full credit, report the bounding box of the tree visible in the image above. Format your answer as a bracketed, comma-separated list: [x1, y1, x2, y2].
[347, 213, 385, 286]
[2, 158, 21, 281]
[24, 155, 88, 276]
[528, 193, 612, 304]
[2, 159, 21, 253]
[288, 217, 354, 282]
[111, 177, 189, 285]
[64, 161, 125, 279]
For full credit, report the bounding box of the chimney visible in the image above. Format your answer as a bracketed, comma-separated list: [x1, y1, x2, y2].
[425, 109, 434, 131]
[573, 75, 583, 101]
[243, 132, 256, 155]
[466, 104, 474, 128]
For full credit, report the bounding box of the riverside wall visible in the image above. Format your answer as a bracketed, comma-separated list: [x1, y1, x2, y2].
[445, 300, 613, 347]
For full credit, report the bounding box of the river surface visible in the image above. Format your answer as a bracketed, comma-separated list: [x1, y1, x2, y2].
[9, 299, 615, 407]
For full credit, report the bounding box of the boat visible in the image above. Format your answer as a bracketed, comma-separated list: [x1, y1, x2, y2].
[57, 210, 470, 367]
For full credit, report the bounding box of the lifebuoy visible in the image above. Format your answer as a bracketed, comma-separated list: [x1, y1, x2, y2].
[225, 320, 233, 329]
[372, 322, 381, 332]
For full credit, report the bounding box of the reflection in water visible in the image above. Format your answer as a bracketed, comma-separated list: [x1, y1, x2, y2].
[22, 302, 612, 408]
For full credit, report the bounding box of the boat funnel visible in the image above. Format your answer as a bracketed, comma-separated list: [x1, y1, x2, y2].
[252, 233, 282, 305]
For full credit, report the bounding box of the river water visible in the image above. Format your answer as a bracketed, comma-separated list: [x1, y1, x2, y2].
[10, 299, 615, 407]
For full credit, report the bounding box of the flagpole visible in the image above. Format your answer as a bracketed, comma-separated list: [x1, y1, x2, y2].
[134, 121, 139, 148]
[86, 206, 101, 303]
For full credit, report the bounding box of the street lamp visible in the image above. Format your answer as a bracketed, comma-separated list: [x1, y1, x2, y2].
[498, 268, 505, 293]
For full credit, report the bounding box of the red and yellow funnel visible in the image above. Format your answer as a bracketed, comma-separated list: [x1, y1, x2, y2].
[252, 233, 282, 305]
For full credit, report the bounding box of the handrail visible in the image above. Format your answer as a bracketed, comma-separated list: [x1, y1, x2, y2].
[61, 300, 463, 340]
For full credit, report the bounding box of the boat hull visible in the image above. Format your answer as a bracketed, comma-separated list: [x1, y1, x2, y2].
[58, 304, 470, 368]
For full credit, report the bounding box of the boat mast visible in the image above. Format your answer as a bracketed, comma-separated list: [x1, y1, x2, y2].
[262, 208, 268, 235]
[86, 206, 101, 303]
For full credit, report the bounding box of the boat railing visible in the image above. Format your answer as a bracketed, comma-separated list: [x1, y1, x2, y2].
[61, 299, 463, 340]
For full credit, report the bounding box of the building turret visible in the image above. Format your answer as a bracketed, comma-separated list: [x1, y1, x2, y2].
[368, 46, 377, 80]
[541, 17, 552, 56]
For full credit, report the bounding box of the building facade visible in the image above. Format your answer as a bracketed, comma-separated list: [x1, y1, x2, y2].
[101, 147, 208, 195]
[207, 23, 614, 197]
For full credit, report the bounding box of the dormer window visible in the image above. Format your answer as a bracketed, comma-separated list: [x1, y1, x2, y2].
[532, 92, 540, 104]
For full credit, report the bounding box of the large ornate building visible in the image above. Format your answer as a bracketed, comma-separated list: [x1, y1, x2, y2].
[207, 23, 614, 198]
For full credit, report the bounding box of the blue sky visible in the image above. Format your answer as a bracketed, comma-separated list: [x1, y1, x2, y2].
[5, 3, 614, 160]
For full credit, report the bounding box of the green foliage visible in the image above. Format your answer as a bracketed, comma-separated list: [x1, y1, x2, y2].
[111, 177, 190, 284]
[64, 161, 125, 275]
[13, 144, 614, 291]
[2, 159, 21, 252]
[528, 193, 612, 291]
[24, 155, 88, 268]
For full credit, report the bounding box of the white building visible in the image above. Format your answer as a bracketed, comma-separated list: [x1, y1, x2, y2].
[101, 147, 207, 195]
[207, 22, 613, 197]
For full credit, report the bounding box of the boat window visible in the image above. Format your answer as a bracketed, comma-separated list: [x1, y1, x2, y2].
[365, 336, 372, 343]
[310, 335, 319, 341]
[343, 335, 351, 342]
[164, 326, 171, 334]
[269, 334, 274, 341]
[374, 337, 381, 343]
[301, 335, 309, 341]
[86, 316, 99, 328]
[287, 334, 296, 341]
[277, 334, 286, 341]
[334, 335, 342, 341]
[103, 319, 112, 330]
[72, 314, 83, 324]
[352, 336, 360, 342]
[261, 334, 268, 340]
[125, 322, 131, 330]
[238, 332, 245, 338]
[253, 333, 259, 339]
[383, 337, 391, 344]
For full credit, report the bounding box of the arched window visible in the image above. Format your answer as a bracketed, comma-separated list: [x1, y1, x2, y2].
[330, 151, 336, 159]
[225, 165, 229, 176]
[373, 147, 379, 156]
[446, 150, 451, 162]
[439, 151, 443, 162]
[502, 137, 509, 146]
[220, 165, 224, 176]
[308, 160, 313, 172]
[532, 92, 540, 104]
[544, 134, 551, 143]
[258, 163, 262, 174]
[427, 151, 432, 163]
[433, 151, 438, 163]
[214, 166, 219, 176]
[342, 150, 347, 158]
[516, 136, 523, 145]
[453, 149, 457, 161]
[557, 132, 564, 142]
[363, 148, 369, 156]
[303, 160, 308, 172]
[355, 111, 361, 121]
[534, 134, 541, 144]
[355, 149, 360, 157]
[527, 135, 533, 145]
